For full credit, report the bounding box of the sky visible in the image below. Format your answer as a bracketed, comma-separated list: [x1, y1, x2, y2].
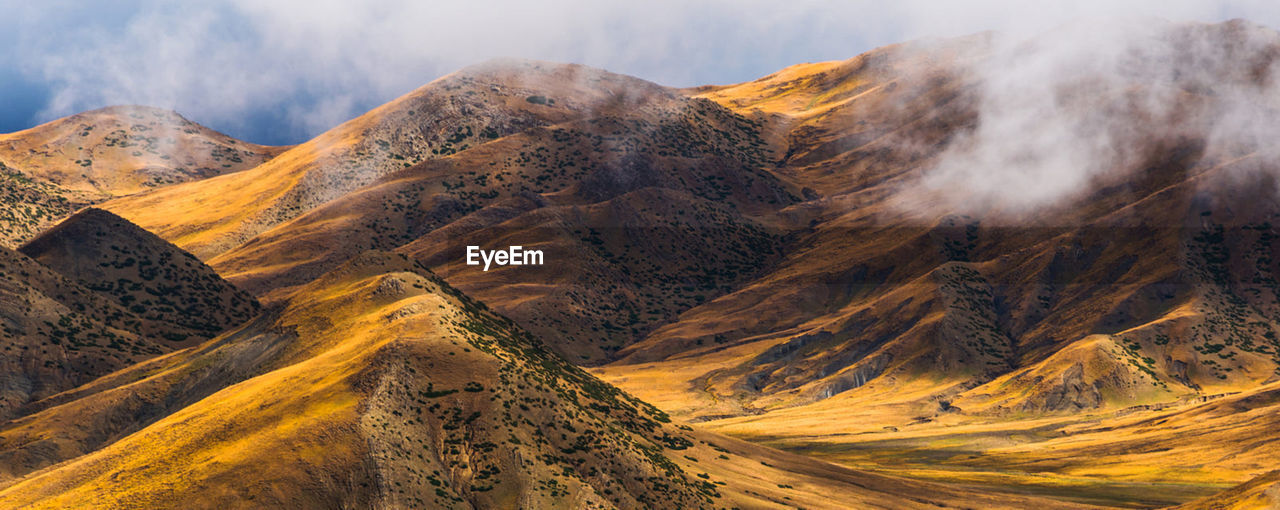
[2, 1, 1278, 145]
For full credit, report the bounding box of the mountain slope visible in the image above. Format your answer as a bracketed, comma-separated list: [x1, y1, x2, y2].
[0, 251, 1087, 509]
[954, 335, 1185, 415]
[102, 60, 679, 259]
[190, 81, 793, 362]
[19, 208, 259, 337]
[0, 105, 284, 195]
[1177, 471, 1280, 510]
[0, 105, 285, 247]
[0, 209, 257, 420]
[0, 246, 169, 418]
[0, 161, 76, 248]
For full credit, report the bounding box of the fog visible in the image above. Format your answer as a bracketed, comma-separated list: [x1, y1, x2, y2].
[914, 16, 1280, 218]
[3, 1, 1278, 145]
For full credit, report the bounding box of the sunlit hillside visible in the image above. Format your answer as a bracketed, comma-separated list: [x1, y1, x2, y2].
[2, 15, 1280, 510]
[0, 106, 285, 247]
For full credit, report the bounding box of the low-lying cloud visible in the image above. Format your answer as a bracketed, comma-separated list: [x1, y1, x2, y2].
[5, 1, 1280, 145]
[915, 15, 1280, 218]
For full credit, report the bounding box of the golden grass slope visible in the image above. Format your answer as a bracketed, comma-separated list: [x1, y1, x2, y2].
[0, 251, 706, 507]
[0, 105, 284, 196]
[1177, 471, 1280, 510]
[101, 60, 677, 259]
[0, 105, 285, 247]
[0, 251, 1091, 509]
[0, 206, 265, 420]
[953, 335, 1187, 415]
[654, 371, 1280, 508]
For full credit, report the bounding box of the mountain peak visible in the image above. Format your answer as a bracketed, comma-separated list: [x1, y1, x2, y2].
[23, 207, 174, 254]
[20, 208, 260, 336]
[0, 104, 286, 198]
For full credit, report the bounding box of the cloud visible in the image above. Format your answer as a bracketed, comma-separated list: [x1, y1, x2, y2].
[906, 13, 1280, 220]
[4, 0, 1280, 146]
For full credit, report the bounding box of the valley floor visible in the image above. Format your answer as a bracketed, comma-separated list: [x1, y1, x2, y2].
[595, 360, 1280, 509]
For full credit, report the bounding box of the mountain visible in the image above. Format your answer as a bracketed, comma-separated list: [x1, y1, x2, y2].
[0, 105, 284, 196]
[0, 245, 168, 418]
[590, 19, 1280, 506]
[101, 60, 797, 363]
[3, 17, 1279, 509]
[101, 60, 682, 259]
[0, 210, 256, 419]
[0, 251, 1081, 509]
[0, 105, 286, 247]
[600, 20, 1280, 404]
[19, 208, 259, 337]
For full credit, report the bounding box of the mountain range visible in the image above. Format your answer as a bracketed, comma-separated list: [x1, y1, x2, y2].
[1, 18, 1279, 509]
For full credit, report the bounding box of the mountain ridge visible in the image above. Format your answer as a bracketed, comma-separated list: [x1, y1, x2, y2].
[4, 18, 1280, 508]
[0, 105, 287, 247]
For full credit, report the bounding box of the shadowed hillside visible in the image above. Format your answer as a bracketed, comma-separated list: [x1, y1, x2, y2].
[19, 208, 259, 337]
[0, 218, 256, 423]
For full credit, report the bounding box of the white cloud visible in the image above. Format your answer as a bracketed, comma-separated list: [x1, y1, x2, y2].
[5, 0, 1280, 147]
[907, 12, 1280, 219]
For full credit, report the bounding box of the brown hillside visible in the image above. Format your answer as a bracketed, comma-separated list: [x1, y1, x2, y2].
[0, 246, 194, 420]
[198, 85, 794, 362]
[19, 208, 259, 337]
[1, 208, 257, 420]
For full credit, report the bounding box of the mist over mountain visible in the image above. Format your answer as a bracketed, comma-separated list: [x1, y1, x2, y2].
[3, 8, 1280, 510]
[4, 1, 1279, 144]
